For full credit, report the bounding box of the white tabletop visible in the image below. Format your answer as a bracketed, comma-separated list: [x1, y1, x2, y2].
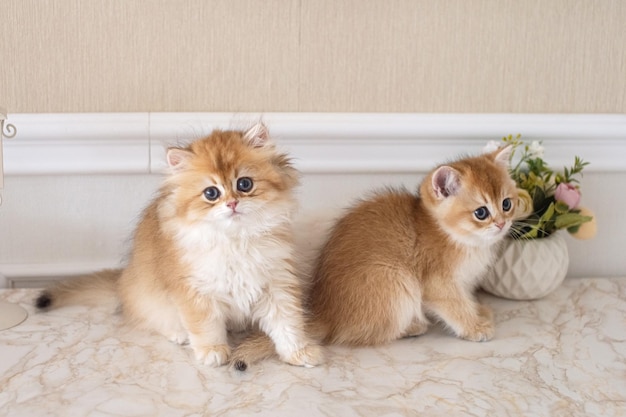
[1, 278, 625, 417]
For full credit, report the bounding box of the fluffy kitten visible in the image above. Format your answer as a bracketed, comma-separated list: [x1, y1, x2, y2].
[35, 123, 323, 368]
[231, 146, 517, 368]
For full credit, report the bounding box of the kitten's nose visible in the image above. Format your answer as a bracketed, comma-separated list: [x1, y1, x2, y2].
[495, 221, 506, 230]
[227, 200, 239, 210]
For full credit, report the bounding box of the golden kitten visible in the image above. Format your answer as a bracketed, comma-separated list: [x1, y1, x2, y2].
[35, 123, 323, 369]
[231, 146, 517, 369]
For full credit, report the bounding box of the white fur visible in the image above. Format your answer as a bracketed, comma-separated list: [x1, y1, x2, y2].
[163, 195, 310, 360]
[456, 245, 498, 292]
[177, 220, 293, 320]
[393, 272, 429, 339]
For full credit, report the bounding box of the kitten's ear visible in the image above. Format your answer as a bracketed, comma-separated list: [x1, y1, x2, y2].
[490, 145, 513, 167]
[243, 122, 272, 148]
[166, 148, 194, 171]
[431, 166, 461, 199]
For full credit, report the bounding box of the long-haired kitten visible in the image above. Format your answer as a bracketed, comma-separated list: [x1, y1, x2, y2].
[231, 146, 517, 368]
[35, 123, 323, 369]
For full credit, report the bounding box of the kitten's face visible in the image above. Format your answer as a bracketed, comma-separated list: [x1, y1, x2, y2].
[163, 124, 298, 233]
[423, 147, 518, 247]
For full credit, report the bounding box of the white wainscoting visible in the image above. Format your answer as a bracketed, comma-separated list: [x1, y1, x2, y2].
[1, 113, 625, 287]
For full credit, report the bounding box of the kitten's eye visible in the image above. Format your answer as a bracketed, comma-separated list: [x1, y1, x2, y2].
[474, 206, 490, 220]
[237, 177, 254, 192]
[203, 186, 221, 201]
[502, 198, 512, 212]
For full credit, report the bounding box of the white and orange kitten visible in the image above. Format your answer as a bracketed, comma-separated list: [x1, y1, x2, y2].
[232, 146, 518, 367]
[36, 123, 323, 369]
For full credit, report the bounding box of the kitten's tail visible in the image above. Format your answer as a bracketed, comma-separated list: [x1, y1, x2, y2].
[35, 268, 121, 311]
[230, 319, 328, 371]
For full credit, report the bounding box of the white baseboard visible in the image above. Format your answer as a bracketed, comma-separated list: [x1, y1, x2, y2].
[0, 262, 119, 288]
[4, 113, 626, 175]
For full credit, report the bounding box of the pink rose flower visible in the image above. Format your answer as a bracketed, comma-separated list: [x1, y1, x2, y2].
[555, 183, 581, 209]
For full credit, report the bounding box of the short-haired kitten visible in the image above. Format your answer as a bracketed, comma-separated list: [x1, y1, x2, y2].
[232, 146, 517, 368]
[35, 123, 323, 368]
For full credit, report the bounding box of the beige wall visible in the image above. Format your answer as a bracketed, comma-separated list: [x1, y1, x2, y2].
[1, 0, 625, 113]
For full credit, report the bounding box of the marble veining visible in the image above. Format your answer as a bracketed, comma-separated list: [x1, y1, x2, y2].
[1, 278, 625, 416]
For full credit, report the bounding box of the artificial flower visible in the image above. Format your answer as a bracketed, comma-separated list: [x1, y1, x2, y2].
[554, 183, 581, 210]
[483, 140, 501, 153]
[527, 141, 544, 159]
[498, 135, 594, 240]
[514, 188, 534, 220]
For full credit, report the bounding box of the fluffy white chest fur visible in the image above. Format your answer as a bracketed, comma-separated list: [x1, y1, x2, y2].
[173, 220, 293, 320]
[456, 244, 498, 292]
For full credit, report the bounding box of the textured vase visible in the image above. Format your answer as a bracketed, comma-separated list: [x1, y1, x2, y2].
[482, 233, 569, 300]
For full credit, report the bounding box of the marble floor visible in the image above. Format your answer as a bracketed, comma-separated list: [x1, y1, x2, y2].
[1, 278, 625, 416]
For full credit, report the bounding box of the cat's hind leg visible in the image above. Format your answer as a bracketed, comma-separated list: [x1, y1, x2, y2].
[121, 288, 189, 345]
[399, 286, 430, 338]
[128, 282, 229, 366]
[157, 311, 189, 346]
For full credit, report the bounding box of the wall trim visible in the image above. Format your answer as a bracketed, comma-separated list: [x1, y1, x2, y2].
[3, 113, 626, 175]
[1, 262, 116, 288]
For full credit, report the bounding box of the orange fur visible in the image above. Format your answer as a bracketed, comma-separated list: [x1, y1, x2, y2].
[36, 123, 323, 369]
[231, 146, 517, 367]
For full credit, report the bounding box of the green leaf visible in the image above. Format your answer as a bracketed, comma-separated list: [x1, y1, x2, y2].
[532, 187, 547, 210]
[519, 227, 539, 239]
[554, 201, 570, 214]
[555, 213, 592, 229]
[532, 202, 556, 236]
[567, 224, 581, 234]
[539, 202, 555, 223]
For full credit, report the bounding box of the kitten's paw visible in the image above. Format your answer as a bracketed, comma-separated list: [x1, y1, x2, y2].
[461, 318, 494, 342]
[193, 344, 231, 367]
[283, 344, 324, 368]
[403, 319, 429, 338]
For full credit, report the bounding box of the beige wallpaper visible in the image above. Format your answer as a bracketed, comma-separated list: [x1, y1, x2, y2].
[1, 0, 625, 113]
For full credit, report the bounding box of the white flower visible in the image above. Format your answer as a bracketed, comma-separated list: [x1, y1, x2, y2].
[483, 140, 500, 153]
[528, 141, 544, 158]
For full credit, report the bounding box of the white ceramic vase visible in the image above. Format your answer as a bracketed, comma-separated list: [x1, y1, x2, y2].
[482, 233, 569, 300]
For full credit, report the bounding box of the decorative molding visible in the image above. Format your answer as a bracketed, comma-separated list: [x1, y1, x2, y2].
[3, 113, 626, 175]
[1, 106, 18, 201]
[4, 113, 150, 175]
